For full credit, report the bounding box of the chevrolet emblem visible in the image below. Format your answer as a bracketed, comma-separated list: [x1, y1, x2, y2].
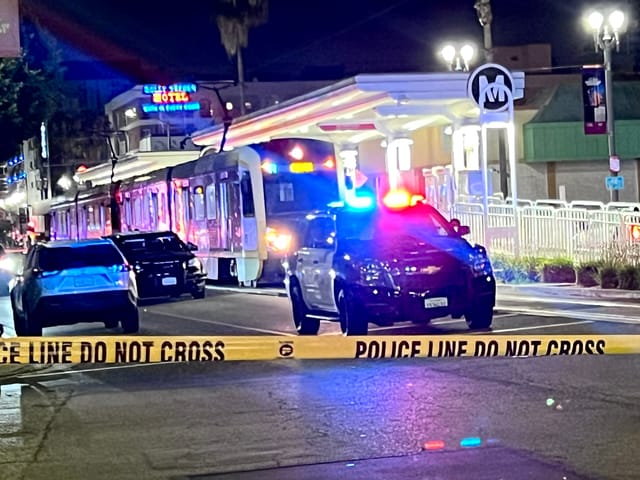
[420, 266, 441, 274]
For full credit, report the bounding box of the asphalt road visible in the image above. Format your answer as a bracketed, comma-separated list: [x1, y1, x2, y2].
[0, 289, 639, 479]
[3, 286, 640, 338]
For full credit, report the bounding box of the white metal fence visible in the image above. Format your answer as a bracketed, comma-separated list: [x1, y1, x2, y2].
[449, 199, 640, 263]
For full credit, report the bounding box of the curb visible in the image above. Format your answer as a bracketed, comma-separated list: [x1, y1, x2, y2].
[497, 283, 640, 301]
[205, 285, 288, 297]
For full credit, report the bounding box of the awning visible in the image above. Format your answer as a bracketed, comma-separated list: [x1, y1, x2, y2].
[192, 72, 525, 151]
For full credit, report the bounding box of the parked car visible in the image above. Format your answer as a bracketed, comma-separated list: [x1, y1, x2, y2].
[10, 239, 139, 336]
[284, 192, 496, 335]
[105, 231, 207, 299]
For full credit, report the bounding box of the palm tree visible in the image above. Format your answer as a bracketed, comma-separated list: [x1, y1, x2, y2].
[215, 0, 268, 115]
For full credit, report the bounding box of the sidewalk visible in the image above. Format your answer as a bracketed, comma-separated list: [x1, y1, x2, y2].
[497, 283, 640, 302]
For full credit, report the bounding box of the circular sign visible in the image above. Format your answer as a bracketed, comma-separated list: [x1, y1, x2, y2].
[467, 63, 514, 112]
[279, 343, 294, 357]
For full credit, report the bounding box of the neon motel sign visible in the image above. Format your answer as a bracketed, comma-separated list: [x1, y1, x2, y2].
[141, 83, 201, 113]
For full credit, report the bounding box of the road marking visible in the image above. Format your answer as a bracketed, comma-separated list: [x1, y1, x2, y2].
[485, 320, 593, 334]
[145, 309, 296, 336]
[498, 293, 640, 309]
[205, 285, 287, 297]
[495, 306, 640, 325]
[16, 362, 172, 379]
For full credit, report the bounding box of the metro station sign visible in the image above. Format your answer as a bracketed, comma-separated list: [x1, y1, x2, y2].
[141, 83, 201, 113]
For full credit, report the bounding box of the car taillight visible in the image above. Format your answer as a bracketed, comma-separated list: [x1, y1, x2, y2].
[631, 225, 640, 241]
[265, 227, 292, 252]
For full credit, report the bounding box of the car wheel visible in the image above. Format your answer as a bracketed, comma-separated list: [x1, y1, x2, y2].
[465, 301, 494, 330]
[120, 306, 140, 334]
[192, 286, 206, 299]
[290, 279, 319, 335]
[338, 289, 368, 336]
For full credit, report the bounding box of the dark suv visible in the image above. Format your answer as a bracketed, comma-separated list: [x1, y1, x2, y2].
[284, 200, 496, 335]
[106, 231, 206, 299]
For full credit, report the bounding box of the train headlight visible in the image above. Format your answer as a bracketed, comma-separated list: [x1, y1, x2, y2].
[265, 227, 292, 252]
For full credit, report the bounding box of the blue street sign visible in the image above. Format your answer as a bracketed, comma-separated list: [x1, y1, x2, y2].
[606, 175, 624, 190]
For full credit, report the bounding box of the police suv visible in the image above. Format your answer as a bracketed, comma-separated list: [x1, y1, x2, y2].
[283, 191, 496, 335]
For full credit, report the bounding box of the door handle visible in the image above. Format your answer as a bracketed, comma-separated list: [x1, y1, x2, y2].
[312, 260, 319, 264]
[297, 258, 304, 263]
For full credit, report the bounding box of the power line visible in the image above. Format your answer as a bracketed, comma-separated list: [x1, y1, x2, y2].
[251, 0, 416, 72]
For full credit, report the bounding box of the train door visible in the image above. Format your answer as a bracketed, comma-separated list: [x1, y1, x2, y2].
[150, 190, 159, 231]
[219, 177, 241, 252]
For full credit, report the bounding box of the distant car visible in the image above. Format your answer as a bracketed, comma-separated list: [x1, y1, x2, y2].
[10, 239, 139, 336]
[105, 231, 206, 300]
[284, 192, 496, 335]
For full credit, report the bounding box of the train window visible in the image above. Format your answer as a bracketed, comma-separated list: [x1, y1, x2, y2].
[133, 197, 142, 226]
[206, 184, 217, 220]
[193, 186, 205, 221]
[182, 188, 190, 224]
[279, 182, 294, 202]
[240, 171, 255, 217]
[151, 192, 159, 230]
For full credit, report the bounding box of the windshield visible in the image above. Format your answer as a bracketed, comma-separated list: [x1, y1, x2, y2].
[113, 233, 188, 259]
[38, 244, 124, 271]
[338, 204, 455, 243]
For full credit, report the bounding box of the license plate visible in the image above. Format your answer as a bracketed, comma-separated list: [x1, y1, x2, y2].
[424, 297, 448, 309]
[162, 277, 177, 286]
[74, 277, 94, 287]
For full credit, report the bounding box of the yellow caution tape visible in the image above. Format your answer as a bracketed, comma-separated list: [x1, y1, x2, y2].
[0, 335, 639, 365]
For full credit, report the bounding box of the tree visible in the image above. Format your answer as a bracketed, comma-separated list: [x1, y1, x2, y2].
[0, 19, 64, 162]
[215, 0, 268, 115]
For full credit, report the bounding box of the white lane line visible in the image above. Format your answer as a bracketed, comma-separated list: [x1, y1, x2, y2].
[485, 320, 593, 334]
[16, 362, 172, 379]
[498, 293, 640, 309]
[145, 309, 296, 336]
[495, 306, 640, 324]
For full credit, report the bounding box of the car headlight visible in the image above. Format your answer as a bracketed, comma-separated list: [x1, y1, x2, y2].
[0, 257, 14, 272]
[470, 246, 492, 277]
[358, 262, 392, 287]
[187, 257, 202, 270]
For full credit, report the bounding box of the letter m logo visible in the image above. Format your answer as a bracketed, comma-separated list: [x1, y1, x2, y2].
[479, 74, 506, 105]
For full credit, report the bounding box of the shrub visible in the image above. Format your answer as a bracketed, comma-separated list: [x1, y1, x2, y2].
[575, 263, 599, 287]
[618, 265, 640, 290]
[540, 257, 576, 284]
[598, 265, 619, 289]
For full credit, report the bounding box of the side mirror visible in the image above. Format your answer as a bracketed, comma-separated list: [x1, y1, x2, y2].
[450, 218, 470, 236]
[457, 225, 471, 236]
[187, 242, 198, 251]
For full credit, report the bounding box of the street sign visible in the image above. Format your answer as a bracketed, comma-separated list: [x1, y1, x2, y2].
[467, 63, 514, 112]
[609, 155, 620, 173]
[606, 175, 624, 190]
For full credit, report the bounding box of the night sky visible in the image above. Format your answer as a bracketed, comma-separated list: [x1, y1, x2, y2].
[20, 0, 640, 83]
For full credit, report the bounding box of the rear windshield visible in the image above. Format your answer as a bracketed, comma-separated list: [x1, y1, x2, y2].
[38, 244, 124, 271]
[113, 234, 187, 260]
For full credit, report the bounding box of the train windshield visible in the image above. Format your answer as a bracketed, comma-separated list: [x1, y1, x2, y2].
[257, 138, 341, 215]
[264, 171, 339, 214]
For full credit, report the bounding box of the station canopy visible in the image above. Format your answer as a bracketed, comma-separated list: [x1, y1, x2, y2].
[192, 72, 525, 151]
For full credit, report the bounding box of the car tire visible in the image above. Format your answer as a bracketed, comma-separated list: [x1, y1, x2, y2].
[338, 289, 368, 336]
[17, 305, 42, 337]
[290, 279, 319, 335]
[465, 301, 494, 330]
[192, 286, 206, 299]
[120, 306, 140, 334]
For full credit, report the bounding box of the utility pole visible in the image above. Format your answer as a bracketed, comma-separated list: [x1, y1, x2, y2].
[475, 0, 508, 199]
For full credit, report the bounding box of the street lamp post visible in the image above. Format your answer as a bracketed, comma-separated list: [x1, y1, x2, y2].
[441, 43, 476, 72]
[586, 9, 626, 202]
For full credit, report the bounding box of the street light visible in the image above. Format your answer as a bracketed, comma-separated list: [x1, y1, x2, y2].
[440, 43, 476, 72]
[584, 7, 626, 202]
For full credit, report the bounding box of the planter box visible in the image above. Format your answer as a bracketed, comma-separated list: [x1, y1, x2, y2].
[576, 266, 599, 287]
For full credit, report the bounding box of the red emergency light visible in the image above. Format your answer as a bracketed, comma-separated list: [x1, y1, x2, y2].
[382, 189, 425, 210]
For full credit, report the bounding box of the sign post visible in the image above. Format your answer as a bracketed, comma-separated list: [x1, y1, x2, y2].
[467, 63, 518, 256]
